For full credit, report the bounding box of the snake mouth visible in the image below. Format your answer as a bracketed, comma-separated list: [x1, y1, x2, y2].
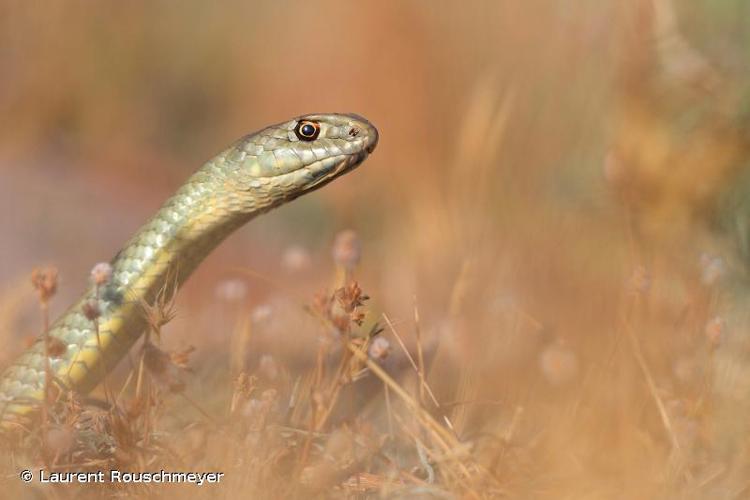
[304, 151, 365, 187]
[364, 127, 378, 154]
[242, 151, 367, 194]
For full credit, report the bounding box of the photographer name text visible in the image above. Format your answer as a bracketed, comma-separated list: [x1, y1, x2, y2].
[20, 469, 224, 485]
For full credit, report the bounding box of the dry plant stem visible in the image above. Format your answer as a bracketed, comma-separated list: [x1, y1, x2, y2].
[414, 302, 426, 408]
[390, 412, 450, 483]
[117, 369, 136, 405]
[382, 313, 434, 403]
[135, 329, 154, 445]
[390, 410, 478, 497]
[285, 376, 301, 422]
[143, 383, 154, 447]
[412, 300, 434, 478]
[618, 202, 682, 453]
[230, 314, 252, 376]
[178, 392, 217, 425]
[345, 341, 477, 485]
[41, 302, 49, 415]
[289, 374, 312, 425]
[30, 268, 61, 462]
[383, 312, 456, 434]
[299, 339, 327, 468]
[384, 383, 394, 438]
[41, 300, 50, 450]
[503, 406, 524, 442]
[135, 340, 147, 401]
[375, 449, 432, 489]
[623, 299, 681, 453]
[314, 340, 354, 431]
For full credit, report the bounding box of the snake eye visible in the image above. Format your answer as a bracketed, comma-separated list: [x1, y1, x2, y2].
[294, 120, 320, 141]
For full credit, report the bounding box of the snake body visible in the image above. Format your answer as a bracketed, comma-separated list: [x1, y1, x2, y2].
[0, 113, 378, 431]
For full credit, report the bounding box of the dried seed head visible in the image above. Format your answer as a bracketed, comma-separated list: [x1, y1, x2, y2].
[333, 282, 369, 328]
[90, 262, 113, 287]
[215, 279, 247, 303]
[142, 341, 185, 392]
[258, 354, 279, 381]
[140, 288, 177, 333]
[539, 342, 579, 386]
[82, 300, 101, 321]
[281, 245, 312, 273]
[705, 316, 725, 347]
[230, 373, 257, 415]
[332, 229, 361, 271]
[628, 265, 650, 295]
[170, 345, 195, 370]
[233, 373, 256, 400]
[251, 304, 273, 323]
[321, 281, 370, 335]
[368, 336, 391, 360]
[31, 267, 58, 304]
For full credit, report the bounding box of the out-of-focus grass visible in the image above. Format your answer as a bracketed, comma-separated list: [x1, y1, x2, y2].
[2, 0, 750, 498]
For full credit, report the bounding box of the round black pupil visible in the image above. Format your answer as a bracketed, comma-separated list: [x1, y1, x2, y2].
[301, 123, 316, 137]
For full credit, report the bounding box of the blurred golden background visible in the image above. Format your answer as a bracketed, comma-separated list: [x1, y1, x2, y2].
[2, 0, 750, 498]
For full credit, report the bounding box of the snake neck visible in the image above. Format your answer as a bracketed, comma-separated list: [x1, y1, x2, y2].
[103, 166, 278, 320]
[0, 174, 261, 427]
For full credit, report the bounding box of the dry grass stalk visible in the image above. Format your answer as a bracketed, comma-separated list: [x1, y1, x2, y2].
[30, 266, 58, 460]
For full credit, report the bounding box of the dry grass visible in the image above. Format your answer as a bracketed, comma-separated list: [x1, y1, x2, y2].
[3, 234, 507, 498]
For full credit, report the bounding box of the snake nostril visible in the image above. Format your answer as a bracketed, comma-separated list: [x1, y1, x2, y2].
[348, 127, 360, 137]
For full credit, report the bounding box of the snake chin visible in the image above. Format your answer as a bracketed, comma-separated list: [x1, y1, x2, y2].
[306, 155, 354, 185]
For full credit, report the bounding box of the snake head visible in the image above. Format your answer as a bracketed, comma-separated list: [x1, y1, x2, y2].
[220, 113, 378, 206]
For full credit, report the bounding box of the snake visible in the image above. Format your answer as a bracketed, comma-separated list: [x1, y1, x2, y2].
[0, 113, 378, 432]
